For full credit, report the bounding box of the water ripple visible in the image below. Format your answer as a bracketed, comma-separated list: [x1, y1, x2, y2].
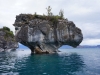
[0, 49, 100, 75]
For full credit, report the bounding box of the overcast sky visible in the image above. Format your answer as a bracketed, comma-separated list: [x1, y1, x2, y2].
[0, 0, 100, 45]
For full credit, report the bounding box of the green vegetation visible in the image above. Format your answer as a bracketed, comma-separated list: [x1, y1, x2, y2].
[37, 6, 64, 23]
[3, 26, 10, 31]
[0, 26, 14, 38]
[19, 6, 64, 25]
[5, 30, 14, 38]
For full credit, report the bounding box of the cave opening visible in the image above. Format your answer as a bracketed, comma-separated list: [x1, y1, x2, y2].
[59, 45, 73, 49]
[18, 43, 30, 50]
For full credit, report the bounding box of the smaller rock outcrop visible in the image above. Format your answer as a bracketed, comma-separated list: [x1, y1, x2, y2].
[0, 27, 18, 52]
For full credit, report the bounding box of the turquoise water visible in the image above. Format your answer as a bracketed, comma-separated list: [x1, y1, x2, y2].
[0, 48, 100, 75]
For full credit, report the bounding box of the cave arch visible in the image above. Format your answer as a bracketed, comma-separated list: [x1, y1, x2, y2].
[59, 45, 73, 49]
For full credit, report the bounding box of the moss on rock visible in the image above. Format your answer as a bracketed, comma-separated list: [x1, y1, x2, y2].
[0, 26, 14, 38]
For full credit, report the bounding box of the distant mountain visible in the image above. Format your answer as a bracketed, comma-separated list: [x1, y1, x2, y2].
[18, 44, 100, 49]
[77, 45, 100, 48]
[97, 45, 100, 47]
[60, 45, 73, 49]
[60, 45, 100, 49]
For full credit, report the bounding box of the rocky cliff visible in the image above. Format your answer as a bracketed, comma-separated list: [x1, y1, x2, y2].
[0, 27, 18, 52]
[13, 14, 83, 54]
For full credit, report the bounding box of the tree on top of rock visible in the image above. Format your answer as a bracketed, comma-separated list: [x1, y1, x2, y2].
[46, 6, 53, 16]
[59, 9, 64, 19]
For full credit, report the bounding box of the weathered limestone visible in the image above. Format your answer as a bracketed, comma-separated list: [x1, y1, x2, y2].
[13, 14, 83, 54]
[0, 28, 18, 52]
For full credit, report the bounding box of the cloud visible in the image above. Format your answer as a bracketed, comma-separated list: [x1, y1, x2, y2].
[76, 22, 100, 39]
[0, 0, 100, 45]
[81, 39, 100, 45]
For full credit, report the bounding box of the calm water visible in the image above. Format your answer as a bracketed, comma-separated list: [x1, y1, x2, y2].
[0, 48, 100, 75]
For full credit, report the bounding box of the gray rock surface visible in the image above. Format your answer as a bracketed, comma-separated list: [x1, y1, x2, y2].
[14, 14, 83, 54]
[0, 28, 18, 52]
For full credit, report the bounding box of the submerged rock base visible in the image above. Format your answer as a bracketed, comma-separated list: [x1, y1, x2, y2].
[34, 46, 49, 54]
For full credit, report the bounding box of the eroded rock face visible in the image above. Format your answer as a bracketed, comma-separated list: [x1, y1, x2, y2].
[0, 29, 18, 52]
[14, 14, 83, 54]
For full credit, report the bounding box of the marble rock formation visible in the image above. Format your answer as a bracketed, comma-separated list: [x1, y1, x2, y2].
[13, 14, 83, 54]
[0, 27, 18, 52]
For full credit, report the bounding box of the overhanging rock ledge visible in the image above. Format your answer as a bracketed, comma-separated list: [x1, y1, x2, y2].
[13, 14, 83, 54]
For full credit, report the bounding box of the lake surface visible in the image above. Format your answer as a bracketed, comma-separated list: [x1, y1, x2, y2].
[0, 48, 100, 75]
